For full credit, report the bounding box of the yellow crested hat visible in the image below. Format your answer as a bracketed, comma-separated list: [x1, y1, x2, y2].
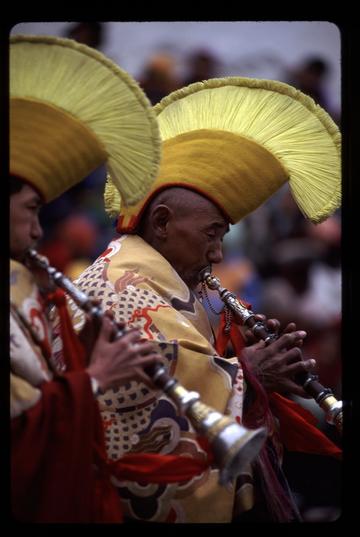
[104, 77, 341, 231]
[10, 34, 161, 204]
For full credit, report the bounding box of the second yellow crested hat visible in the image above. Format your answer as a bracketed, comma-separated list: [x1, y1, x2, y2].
[105, 77, 340, 232]
[10, 34, 161, 205]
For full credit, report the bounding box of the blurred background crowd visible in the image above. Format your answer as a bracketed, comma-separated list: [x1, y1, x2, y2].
[11, 22, 342, 469]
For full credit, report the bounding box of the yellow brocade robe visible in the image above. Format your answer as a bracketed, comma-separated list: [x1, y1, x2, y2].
[71, 235, 252, 523]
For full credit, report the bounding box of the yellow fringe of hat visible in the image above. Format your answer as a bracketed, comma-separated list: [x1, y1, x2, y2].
[10, 34, 161, 204]
[104, 77, 340, 231]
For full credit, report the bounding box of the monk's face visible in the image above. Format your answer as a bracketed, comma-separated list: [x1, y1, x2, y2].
[10, 184, 43, 261]
[157, 193, 229, 290]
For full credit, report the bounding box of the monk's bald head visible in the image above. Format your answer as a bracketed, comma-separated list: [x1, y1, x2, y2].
[139, 187, 223, 235]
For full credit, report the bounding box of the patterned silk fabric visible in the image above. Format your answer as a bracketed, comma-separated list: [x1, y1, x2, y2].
[70, 235, 251, 523]
[10, 259, 63, 418]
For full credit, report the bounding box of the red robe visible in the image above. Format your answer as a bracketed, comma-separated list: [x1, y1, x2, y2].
[10, 260, 122, 523]
[11, 371, 122, 523]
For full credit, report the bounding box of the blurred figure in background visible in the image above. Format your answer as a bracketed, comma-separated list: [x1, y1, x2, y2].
[64, 21, 105, 49]
[285, 56, 340, 124]
[183, 48, 219, 85]
[139, 52, 180, 105]
[39, 214, 98, 277]
[244, 189, 342, 401]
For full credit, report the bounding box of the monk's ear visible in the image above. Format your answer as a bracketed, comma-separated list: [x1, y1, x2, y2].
[151, 204, 173, 239]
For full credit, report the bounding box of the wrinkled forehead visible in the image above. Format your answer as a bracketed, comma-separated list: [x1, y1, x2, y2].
[194, 202, 229, 231]
[182, 190, 230, 229]
[161, 186, 229, 224]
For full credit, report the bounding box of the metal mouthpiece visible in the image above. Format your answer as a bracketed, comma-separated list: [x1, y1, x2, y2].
[27, 248, 49, 268]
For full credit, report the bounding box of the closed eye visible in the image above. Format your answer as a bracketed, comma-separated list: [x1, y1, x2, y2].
[27, 204, 39, 210]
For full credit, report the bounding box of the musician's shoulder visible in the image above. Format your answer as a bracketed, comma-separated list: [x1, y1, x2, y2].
[10, 258, 39, 305]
